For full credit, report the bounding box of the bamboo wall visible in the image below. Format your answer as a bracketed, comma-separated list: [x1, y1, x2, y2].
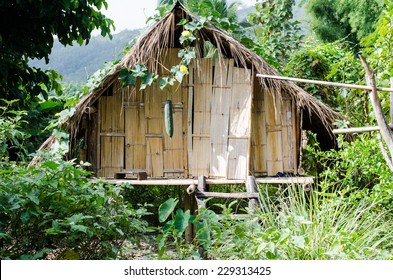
[250, 79, 298, 176]
[93, 51, 299, 179]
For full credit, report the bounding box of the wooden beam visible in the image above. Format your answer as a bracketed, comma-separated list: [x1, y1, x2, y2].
[255, 176, 314, 184]
[257, 74, 393, 93]
[100, 177, 314, 185]
[333, 126, 381, 134]
[196, 191, 259, 199]
[102, 179, 198, 185]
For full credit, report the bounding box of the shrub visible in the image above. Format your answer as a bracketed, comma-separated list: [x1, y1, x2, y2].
[0, 157, 149, 259]
[157, 186, 393, 260]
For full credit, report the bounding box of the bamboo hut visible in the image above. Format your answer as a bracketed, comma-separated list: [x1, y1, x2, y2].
[43, 3, 342, 181]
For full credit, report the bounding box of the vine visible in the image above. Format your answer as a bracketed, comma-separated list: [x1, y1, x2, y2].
[118, 17, 203, 137]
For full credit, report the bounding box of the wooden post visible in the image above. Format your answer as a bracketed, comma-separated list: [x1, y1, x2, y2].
[184, 186, 195, 243]
[196, 176, 208, 259]
[360, 55, 393, 171]
[246, 176, 259, 214]
[196, 176, 207, 210]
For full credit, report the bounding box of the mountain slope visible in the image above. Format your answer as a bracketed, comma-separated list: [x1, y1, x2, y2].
[30, 29, 141, 83]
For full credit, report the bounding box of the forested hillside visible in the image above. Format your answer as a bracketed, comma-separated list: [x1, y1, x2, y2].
[30, 29, 141, 83]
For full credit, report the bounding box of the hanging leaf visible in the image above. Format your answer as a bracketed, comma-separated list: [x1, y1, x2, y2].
[118, 68, 136, 87]
[140, 73, 158, 90]
[158, 77, 175, 90]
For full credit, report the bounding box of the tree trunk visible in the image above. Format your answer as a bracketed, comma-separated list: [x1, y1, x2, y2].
[359, 55, 393, 171]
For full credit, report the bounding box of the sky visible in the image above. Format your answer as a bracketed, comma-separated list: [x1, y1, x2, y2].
[102, 0, 256, 33]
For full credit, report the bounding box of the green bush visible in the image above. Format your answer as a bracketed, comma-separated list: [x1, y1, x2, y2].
[304, 133, 393, 209]
[0, 158, 149, 259]
[157, 186, 393, 260]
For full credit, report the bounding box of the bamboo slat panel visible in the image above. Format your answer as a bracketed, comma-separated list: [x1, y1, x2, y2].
[86, 111, 98, 175]
[191, 59, 213, 176]
[163, 107, 184, 176]
[227, 138, 248, 179]
[99, 92, 125, 177]
[100, 94, 124, 133]
[99, 136, 124, 178]
[161, 49, 186, 177]
[227, 66, 252, 179]
[146, 136, 164, 177]
[282, 95, 295, 172]
[125, 105, 146, 170]
[144, 81, 164, 177]
[210, 59, 233, 177]
[250, 77, 267, 175]
[264, 88, 284, 176]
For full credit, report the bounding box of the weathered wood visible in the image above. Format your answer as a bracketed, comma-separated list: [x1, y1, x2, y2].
[191, 59, 213, 176]
[258, 73, 393, 92]
[184, 185, 195, 243]
[99, 132, 126, 137]
[186, 184, 196, 194]
[146, 137, 164, 177]
[99, 93, 125, 177]
[197, 175, 207, 191]
[333, 126, 381, 134]
[227, 138, 249, 179]
[210, 59, 232, 178]
[103, 179, 198, 185]
[196, 191, 259, 199]
[228, 66, 252, 179]
[377, 134, 393, 171]
[99, 176, 314, 185]
[251, 79, 266, 175]
[360, 55, 393, 172]
[163, 107, 184, 175]
[125, 104, 146, 171]
[87, 110, 98, 175]
[246, 176, 259, 212]
[255, 176, 314, 184]
[187, 62, 194, 176]
[196, 176, 207, 209]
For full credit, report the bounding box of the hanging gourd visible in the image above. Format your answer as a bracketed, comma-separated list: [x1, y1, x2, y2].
[164, 99, 173, 138]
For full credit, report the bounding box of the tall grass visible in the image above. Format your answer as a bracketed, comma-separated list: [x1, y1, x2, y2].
[201, 185, 393, 260]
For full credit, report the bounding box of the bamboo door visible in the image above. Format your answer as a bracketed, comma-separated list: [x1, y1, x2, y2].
[190, 59, 252, 179]
[98, 88, 125, 178]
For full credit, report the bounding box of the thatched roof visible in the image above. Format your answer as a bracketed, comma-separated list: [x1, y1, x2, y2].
[41, 2, 343, 152]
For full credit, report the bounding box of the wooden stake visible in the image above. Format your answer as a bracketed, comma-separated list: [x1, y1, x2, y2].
[333, 126, 381, 134]
[257, 74, 393, 92]
[246, 176, 259, 214]
[184, 185, 195, 243]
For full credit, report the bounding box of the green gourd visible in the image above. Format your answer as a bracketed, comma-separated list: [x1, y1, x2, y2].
[164, 100, 173, 137]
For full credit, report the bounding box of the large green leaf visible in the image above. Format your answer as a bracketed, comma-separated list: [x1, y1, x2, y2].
[174, 209, 191, 235]
[158, 198, 178, 223]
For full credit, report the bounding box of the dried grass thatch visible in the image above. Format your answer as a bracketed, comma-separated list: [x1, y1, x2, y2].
[43, 3, 343, 153]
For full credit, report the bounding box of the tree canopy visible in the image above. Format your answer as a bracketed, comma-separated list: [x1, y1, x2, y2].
[0, 0, 114, 106]
[307, 0, 384, 45]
